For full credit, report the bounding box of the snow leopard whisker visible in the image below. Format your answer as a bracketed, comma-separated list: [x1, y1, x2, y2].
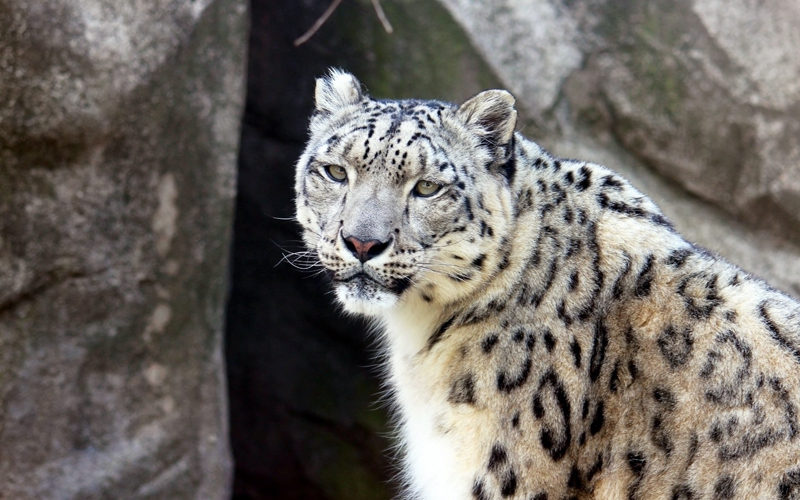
[276, 250, 322, 270]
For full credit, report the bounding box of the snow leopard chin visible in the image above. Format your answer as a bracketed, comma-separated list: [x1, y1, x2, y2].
[334, 277, 399, 316]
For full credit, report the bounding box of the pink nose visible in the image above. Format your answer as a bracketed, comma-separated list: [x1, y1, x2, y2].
[343, 235, 391, 263]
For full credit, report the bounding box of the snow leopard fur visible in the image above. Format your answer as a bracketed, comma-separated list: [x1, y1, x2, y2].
[294, 70, 800, 500]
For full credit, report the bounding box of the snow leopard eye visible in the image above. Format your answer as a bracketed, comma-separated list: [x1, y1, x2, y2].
[324, 164, 347, 182]
[413, 180, 441, 197]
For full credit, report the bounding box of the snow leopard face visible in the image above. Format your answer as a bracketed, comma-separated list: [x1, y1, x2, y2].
[295, 70, 518, 315]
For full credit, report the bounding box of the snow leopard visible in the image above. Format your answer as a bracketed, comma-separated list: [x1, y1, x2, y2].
[294, 69, 800, 500]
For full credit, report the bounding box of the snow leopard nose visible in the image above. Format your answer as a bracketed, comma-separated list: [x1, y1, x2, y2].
[343, 235, 392, 263]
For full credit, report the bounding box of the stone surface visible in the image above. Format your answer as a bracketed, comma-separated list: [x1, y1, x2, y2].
[437, 0, 583, 120]
[0, 0, 247, 498]
[436, 0, 800, 297]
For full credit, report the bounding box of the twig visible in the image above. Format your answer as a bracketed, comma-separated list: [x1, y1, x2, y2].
[294, 0, 393, 46]
[371, 0, 394, 33]
[294, 0, 343, 46]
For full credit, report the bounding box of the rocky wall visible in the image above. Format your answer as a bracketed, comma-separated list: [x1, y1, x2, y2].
[0, 1, 247, 498]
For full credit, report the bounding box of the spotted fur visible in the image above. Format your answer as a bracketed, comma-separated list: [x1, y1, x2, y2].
[295, 70, 800, 500]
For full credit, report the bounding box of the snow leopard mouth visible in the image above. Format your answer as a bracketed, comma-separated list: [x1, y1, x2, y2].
[332, 272, 406, 313]
[338, 272, 381, 287]
[336, 271, 412, 297]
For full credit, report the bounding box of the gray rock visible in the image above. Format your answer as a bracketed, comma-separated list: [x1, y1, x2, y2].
[0, 0, 247, 498]
[436, 0, 583, 120]
[436, 0, 800, 297]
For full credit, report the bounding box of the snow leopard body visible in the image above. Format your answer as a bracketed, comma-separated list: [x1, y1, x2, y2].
[294, 70, 800, 500]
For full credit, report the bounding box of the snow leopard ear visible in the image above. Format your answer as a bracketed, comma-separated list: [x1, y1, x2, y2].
[456, 90, 517, 147]
[314, 69, 364, 115]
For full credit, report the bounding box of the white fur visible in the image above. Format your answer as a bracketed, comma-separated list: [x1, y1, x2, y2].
[383, 297, 473, 500]
[314, 69, 363, 115]
[335, 283, 398, 316]
[339, 287, 477, 500]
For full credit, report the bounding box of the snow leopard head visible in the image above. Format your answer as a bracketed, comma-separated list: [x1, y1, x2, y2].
[295, 70, 518, 316]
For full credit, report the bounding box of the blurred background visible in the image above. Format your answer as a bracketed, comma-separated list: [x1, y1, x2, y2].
[1, 0, 799, 499]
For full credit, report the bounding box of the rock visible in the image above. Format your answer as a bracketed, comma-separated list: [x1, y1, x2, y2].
[434, 0, 583, 120]
[0, 0, 247, 498]
[436, 0, 800, 297]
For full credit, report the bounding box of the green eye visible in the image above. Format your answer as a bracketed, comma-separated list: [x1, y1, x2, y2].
[325, 165, 347, 182]
[414, 180, 442, 197]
